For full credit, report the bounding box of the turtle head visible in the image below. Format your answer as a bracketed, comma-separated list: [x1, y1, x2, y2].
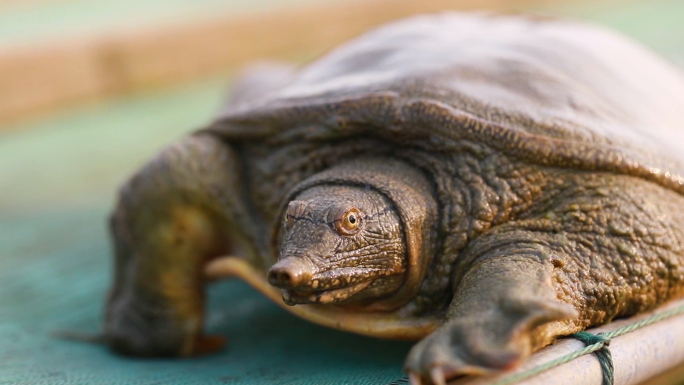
[269, 185, 407, 306]
[268, 158, 438, 311]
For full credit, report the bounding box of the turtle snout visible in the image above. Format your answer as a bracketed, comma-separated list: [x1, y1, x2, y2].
[267, 257, 315, 289]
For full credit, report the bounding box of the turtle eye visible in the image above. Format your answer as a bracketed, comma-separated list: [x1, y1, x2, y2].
[335, 208, 362, 235]
[284, 213, 295, 231]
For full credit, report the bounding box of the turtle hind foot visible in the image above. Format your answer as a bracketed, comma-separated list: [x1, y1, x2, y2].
[105, 321, 226, 358]
[104, 294, 227, 358]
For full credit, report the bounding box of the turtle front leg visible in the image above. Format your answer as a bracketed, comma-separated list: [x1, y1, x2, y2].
[105, 133, 257, 357]
[405, 241, 578, 384]
[406, 173, 684, 384]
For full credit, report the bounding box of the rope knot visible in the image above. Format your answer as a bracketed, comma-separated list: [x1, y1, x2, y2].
[570, 331, 614, 385]
[572, 331, 611, 347]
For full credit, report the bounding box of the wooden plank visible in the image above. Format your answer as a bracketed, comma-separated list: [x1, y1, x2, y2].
[0, 0, 563, 128]
[0, 42, 112, 128]
[0, 0, 309, 48]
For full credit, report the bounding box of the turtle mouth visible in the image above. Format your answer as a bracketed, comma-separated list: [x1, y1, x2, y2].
[281, 279, 374, 305]
[269, 260, 399, 306]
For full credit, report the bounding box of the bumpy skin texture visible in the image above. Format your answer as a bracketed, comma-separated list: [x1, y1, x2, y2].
[105, 12, 684, 384]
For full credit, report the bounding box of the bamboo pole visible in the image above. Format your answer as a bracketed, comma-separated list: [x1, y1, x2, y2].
[451, 298, 684, 385]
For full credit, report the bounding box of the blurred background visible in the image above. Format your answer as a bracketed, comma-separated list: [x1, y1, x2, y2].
[0, 0, 683, 384]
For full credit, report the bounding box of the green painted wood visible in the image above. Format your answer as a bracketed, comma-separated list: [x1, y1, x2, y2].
[1, 1, 683, 384]
[0, 79, 226, 214]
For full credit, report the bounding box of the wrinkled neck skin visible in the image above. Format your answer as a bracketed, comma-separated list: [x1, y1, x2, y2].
[269, 158, 438, 313]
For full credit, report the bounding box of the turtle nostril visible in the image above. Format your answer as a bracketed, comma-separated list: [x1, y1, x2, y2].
[268, 265, 306, 288]
[267, 257, 314, 289]
[268, 269, 293, 287]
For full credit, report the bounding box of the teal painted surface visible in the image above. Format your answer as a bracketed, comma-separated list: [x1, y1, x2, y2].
[1, 1, 683, 384]
[0, 207, 410, 385]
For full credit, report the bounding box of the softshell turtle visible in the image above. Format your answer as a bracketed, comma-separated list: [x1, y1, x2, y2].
[104, 12, 684, 384]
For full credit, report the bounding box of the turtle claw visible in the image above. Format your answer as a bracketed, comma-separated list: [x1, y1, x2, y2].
[406, 368, 447, 385]
[192, 335, 227, 356]
[430, 366, 447, 385]
[409, 371, 423, 385]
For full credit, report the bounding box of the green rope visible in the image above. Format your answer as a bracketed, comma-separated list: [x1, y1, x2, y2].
[490, 304, 684, 385]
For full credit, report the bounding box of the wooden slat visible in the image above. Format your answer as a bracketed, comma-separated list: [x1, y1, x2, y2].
[0, 0, 561, 128]
[0, 42, 112, 127]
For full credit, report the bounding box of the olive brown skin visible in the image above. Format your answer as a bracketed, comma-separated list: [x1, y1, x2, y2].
[103, 12, 684, 385]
